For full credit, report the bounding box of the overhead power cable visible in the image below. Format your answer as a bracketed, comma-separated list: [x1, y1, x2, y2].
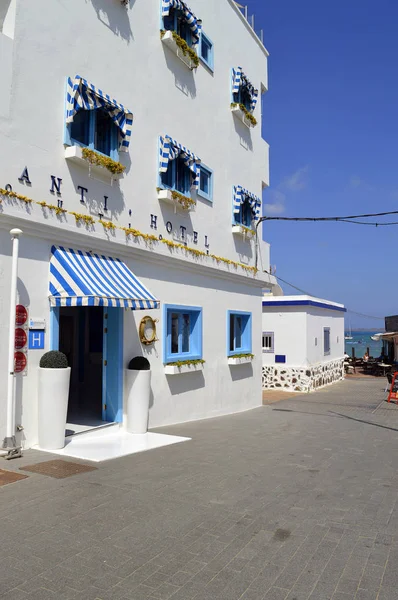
[261, 208, 398, 223]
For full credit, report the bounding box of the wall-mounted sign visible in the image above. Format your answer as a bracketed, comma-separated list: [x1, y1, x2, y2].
[15, 305, 28, 326]
[14, 351, 27, 374]
[29, 318, 46, 330]
[15, 327, 27, 350]
[28, 330, 45, 350]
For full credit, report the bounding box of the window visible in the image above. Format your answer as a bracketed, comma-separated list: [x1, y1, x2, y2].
[262, 332, 274, 353]
[198, 165, 213, 202]
[199, 32, 213, 70]
[163, 7, 192, 46]
[163, 304, 203, 363]
[161, 157, 191, 195]
[234, 198, 253, 228]
[228, 311, 252, 356]
[324, 327, 330, 355]
[69, 108, 118, 160]
[233, 83, 252, 112]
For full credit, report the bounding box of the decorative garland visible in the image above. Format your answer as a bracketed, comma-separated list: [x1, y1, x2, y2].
[81, 148, 126, 176]
[160, 30, 199, 68]
[101, 220, 116, 231]
[230, 103, 257, 127]
[166, 359, 205, 367]
[122, 227, 158, 242]
[0, 189, 258, 276]
[0, 188, 32, 204]
[70, 212, 96, 226]
[37, 201, 67, 216]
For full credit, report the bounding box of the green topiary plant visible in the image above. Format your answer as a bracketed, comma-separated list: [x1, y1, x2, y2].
[40, 351, 69, 369]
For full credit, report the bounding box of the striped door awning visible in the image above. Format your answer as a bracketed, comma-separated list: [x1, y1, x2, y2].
[66, 75, 133, 152]
[233, 186, 261, 220]
[49, 246, 159, 309]
[232, 67, 259, 113]
[159, 135, 201, 191]
[162, 0, 202, 46]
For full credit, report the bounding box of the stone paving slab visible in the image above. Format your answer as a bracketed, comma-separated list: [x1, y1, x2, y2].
[1, 378, 398, 599]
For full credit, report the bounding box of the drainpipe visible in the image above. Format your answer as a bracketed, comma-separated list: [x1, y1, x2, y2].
[2, 228, 23, 459]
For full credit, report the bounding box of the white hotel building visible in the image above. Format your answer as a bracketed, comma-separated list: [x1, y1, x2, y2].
[0, 0, 276, 449]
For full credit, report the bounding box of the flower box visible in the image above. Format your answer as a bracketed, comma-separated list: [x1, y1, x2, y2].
[231, 105, 255, 129]
[164, 363, 205, 375]
[157, 188, 196, 212]
[228, 356, 254, 366]
[64, 146, 124, 183]
[232, 225, 255, 239]
[161, 30, 198, 70]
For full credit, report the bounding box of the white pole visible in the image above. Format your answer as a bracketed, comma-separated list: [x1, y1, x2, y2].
[4, 228, 22, 448]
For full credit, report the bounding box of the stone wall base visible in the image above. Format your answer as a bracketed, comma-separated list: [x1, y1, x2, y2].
[262, 358, 345, 393]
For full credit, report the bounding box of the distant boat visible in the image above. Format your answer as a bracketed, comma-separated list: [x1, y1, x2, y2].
[345, 321, 353, 340]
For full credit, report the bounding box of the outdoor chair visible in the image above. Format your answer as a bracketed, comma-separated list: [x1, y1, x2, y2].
[385, 372, 393, 393]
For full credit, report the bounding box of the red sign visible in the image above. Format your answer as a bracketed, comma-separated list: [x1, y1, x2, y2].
[15, 305, 28, 326]
[14, 351, 27, 373]
[14, 328, 27, 350]
[388, 372, 398, 403]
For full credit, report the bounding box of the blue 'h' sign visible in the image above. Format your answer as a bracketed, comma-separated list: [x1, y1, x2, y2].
[28, 330, 45, 350]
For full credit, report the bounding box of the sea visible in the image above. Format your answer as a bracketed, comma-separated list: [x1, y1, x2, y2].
[344, 330, 383, 359]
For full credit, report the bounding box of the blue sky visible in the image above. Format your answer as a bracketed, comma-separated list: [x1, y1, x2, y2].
[245, 0, 398, 328]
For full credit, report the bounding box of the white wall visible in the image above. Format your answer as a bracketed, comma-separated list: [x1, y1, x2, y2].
[262, 307, 308, 366]
[0, 227, 263, 447]
[0, 0, 270, 270]
[262, 300, 345, 368]
[306, 307, 345, 364]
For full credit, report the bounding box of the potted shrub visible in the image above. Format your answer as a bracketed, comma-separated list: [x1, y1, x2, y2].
[125, 356, 151, 434]
[38, 351, 71, 449]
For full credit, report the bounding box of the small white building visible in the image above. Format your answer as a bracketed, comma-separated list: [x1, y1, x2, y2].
[262, 295, 345, 392]
[0, 0, 277, 451]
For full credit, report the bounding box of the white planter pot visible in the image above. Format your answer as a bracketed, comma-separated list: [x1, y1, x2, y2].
[228, 356, 253, 365]
[38, 367, 71, 449]
[125, 369, 151, 434]
[164, 363, 205, 375]
[231, 225, 255, 239]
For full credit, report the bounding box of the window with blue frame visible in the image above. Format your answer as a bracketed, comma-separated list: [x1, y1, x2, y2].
[199, 32, 213, 70]
[163, 7, 192, 46]
[160, 156, 191, 195]
[69, 108, 119, 160]
[198, 165, 213, 202]
[234, 198, 253, 227]
[163, 305, 203, 363]
[324, 327, 331, 355]
[228, 311, 252, 356]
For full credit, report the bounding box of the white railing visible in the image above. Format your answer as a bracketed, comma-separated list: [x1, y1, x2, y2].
[234, 2, 264, 46]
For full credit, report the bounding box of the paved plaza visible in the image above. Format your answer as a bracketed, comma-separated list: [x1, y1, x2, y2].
[2, 377, 398, 599]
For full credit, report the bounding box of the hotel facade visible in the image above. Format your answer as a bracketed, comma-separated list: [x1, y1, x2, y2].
[0, 0, 276, 449]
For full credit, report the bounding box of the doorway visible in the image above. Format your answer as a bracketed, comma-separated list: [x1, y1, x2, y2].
[59, 306, 105, 430]
[53, 305, 123, 433]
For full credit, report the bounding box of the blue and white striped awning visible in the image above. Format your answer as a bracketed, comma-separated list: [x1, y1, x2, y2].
[49, 246, 159, 309]
[232, 67, 259, 113]
[233, 186, 261, 220]
[159, 135, 201, 191]
[162, 0, 202, 46]
[66, 75, 133, 152]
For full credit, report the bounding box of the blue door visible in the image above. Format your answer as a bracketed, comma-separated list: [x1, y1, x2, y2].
[102, 308, 123, 423]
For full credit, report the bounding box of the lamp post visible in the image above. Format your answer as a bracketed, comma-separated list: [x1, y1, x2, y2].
[2, 228, 23, 459]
